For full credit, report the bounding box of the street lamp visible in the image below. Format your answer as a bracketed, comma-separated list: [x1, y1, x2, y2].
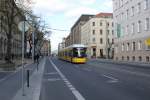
[18, 19, 30, 96]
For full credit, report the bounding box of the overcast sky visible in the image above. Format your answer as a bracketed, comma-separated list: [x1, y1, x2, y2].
[33, 0, 113, 52]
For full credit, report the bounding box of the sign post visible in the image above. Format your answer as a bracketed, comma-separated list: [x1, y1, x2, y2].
[18, 21, 29, 96]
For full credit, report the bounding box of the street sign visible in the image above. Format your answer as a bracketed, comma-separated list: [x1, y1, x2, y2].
[18, 21, 30, 32]
[145, 38, 150, 46]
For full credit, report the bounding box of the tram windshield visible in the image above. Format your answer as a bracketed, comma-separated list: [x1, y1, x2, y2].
[73, 48, 87, 57]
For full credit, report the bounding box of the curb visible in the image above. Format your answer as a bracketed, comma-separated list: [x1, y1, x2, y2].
[90, 59, 150, 69]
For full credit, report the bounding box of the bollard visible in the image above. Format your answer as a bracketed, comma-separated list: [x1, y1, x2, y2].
[27, 69, 30, 88]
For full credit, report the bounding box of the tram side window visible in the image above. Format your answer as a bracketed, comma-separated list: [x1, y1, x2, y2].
[69, 50, 73, 57]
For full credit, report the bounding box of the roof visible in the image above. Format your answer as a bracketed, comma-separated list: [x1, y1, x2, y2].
[95, 12, 113, 18]
[71, 14, 94, 30]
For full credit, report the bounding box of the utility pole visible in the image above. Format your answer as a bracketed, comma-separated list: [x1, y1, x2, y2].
[104, 20, 109, 59]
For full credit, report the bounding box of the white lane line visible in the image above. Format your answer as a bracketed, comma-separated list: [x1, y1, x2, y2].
[74, 65, 79, 68]
[50, 59, 85, 100]
[83, 68, 92, 72]
[44, 72, 58, 75]
[102, 74, 118, 83]
[47, 78, 61, 82]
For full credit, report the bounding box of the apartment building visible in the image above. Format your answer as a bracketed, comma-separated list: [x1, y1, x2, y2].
[41, 39, 51, 56]
[113, 0, 150, 62]
[81, 13, 114, 58]
[70, 14, 94, 45]
[65, 34, 71, 47]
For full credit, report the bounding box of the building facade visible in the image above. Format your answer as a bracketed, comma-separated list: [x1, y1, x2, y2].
[70, 15, 94, 45]
[113, 0, 150, 62]
[0, 0, 23, 61]
[65, 34, 71, 47]
[41, 40, 51, 56]
[81, 13, 114, 58]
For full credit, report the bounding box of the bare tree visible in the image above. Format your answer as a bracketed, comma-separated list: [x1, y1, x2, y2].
[0, 0, 32, 63]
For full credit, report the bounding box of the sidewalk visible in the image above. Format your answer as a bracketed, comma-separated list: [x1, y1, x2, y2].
[0, 58, 33, 71]
[12, 57, 46, 100]
[90, 58, 150, 68]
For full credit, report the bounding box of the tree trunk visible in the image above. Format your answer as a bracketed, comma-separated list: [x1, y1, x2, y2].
[5, 34, 12, 63]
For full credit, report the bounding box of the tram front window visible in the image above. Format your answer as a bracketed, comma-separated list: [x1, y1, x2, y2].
[73, 48, 86, 57]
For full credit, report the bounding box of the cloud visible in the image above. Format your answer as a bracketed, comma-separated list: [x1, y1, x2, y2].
[79, 0, 96, 5]
[50, 31, 69, 51]
[65, 7, 98, 18]
[100, 0, 113, 12]
[33, 0, 69, 16]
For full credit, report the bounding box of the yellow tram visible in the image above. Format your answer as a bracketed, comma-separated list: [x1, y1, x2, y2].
[58, 44, 87, 64]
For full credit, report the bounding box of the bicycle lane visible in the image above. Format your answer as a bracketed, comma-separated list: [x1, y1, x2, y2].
[40, 57, 77, 100]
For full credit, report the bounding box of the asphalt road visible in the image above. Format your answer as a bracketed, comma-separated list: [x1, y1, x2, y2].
[40, 57, 150, 100]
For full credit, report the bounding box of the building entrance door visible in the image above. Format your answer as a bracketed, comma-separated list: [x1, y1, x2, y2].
[100, 49, 103, 58]
[92, 48, 96, 58]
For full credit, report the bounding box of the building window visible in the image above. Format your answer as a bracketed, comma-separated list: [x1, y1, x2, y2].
[122, 44, 125, 51]
[137, 3, 141, 13]
[139, 56, 142, 61]
[100, 38, 103, 44]
[108, 38, 110, 44]
[127, 56, 130, 61]
[145, 18, 149, 30]
[100, 22, 103, 26]
[107, 30, 110, 35]
[100, 49, 103, 57]
[92, 38, 96, 43]
[107, 22, 109, 27]
[144, 0, 148, 10]
[146, 56, 149, 62]
[92, 30, 95, 35]
[122, 56, 124, 60]
[132, 42, 136, 51]
[121, 0, 123, 6]
[131, 23, 135, 34]
[100, 29, 103, 35]
[127, 43, 129, 51]
[112, 39, 114, 44]
[92, 22, 95, 26]
[112, 30, 114, 35]
[126, 9, 129, 19]
[137, 20, 141, 33]
[131, 6, 134, 16]
[116, 57, 118, 60]
[138, 41, 142, 50]
[126, 25, 129, 34]
[112, 22, 114, 27]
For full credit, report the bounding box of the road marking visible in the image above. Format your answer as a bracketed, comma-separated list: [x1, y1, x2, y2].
[83, 68, 92, 72]
[44, 72, 58, 75]
[102, 74, 118, 83]
[74, 65, 79, 68]
[89, 63, 150, 78]
[50, 59, 85, 100]
[47, 78, 61, 82]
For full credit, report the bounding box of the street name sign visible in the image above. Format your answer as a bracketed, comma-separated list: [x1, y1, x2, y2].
[18, 21, 30, 32]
